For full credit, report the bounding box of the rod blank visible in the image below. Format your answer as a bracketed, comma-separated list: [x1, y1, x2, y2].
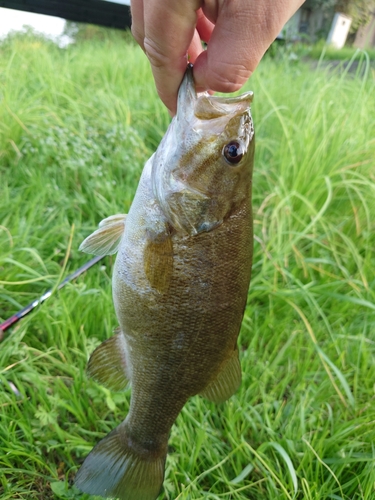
[0, 255, 104, 339]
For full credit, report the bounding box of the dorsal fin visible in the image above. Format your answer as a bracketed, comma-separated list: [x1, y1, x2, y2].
[79, 214, 126, 256]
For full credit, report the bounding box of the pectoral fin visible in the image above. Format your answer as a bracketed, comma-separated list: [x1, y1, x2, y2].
[79, 214, 126, 256]
[144, 230, 173, 293]
[87, 331, 129, 392]
[200, 349, 242, 404]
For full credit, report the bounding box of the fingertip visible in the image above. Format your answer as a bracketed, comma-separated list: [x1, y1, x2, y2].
[196, 9, 214, 43]
[150, 52, 188, 116]
[193, 43, 252, 94]
[157, 89, 178, 116]
[192, 51, 208, 92]
[157, 30, 205, 116]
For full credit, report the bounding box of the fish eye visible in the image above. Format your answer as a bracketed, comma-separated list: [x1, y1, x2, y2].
[223, 141, 243, 165]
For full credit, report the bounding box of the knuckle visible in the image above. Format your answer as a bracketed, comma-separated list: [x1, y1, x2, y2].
[143, 37, 171, 69]
[131, 25, 144, 46]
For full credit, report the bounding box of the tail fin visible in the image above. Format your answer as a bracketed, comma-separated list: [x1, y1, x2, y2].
[75, 422, 166, 500]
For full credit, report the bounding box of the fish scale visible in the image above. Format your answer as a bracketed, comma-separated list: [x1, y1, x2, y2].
[76, 64, 255, 500]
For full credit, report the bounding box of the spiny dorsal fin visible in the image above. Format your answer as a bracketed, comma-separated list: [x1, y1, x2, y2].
[79, 214, 126, 256]
[87, 330, 129, 392]
[144, 228, 173, 294]
[200, 349, 242, 403]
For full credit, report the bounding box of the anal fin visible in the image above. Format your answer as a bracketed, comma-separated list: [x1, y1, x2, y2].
[87, 331, 129, 392]
[200, 349, 242, 404]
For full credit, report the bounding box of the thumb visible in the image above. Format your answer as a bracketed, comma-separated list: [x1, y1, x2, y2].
[193, 0, 304, 93]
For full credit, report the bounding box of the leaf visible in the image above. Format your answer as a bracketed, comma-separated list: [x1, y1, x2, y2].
[230, 462, 254, 484]
[316, 346, 355, 407]
[318, 292, 375, 311]
[50, 482, 69, 498]
[50, 481, 82, 499]
[261, 442, 298, 496]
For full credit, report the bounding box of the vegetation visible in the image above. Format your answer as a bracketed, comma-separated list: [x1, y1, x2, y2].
[305, 0, 375, 31]
[308, 43, 375, 60]
[269, 40, 375, 62]
[335, 0, 375, 30]
[1, 32, 375, 499]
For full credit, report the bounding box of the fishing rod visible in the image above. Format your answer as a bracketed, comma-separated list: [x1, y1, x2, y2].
[0, 255, 104, 340]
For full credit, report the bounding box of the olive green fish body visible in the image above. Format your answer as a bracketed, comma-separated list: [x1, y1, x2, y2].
[76, 65, 255, 500]
[113, 170, 253, 445]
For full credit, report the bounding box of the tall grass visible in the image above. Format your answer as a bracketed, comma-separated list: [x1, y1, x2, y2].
[1, 32, 375, 499]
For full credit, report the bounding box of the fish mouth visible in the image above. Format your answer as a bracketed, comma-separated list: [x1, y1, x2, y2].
[177, 64, 254, 122]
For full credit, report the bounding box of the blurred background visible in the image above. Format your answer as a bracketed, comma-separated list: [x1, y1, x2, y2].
[1, 0, 375, 50]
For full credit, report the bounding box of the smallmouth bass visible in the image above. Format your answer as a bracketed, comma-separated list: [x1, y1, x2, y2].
[76, 64, 255, 500]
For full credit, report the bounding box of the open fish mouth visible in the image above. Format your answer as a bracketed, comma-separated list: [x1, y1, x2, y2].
[176, 63, 254, 123]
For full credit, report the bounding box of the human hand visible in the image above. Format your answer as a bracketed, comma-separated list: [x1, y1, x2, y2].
[131, 0, 305, 114]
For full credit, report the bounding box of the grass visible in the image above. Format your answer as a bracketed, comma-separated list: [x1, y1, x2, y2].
[1, 31, 375, 499]
[309, 43, 375, 61]
[269, 41, 375, 70]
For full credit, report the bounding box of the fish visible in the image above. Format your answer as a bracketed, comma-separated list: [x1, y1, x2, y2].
[75, 64, 255, 500]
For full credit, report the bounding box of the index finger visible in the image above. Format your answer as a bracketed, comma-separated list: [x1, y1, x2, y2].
[141, 0, 201, 113]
